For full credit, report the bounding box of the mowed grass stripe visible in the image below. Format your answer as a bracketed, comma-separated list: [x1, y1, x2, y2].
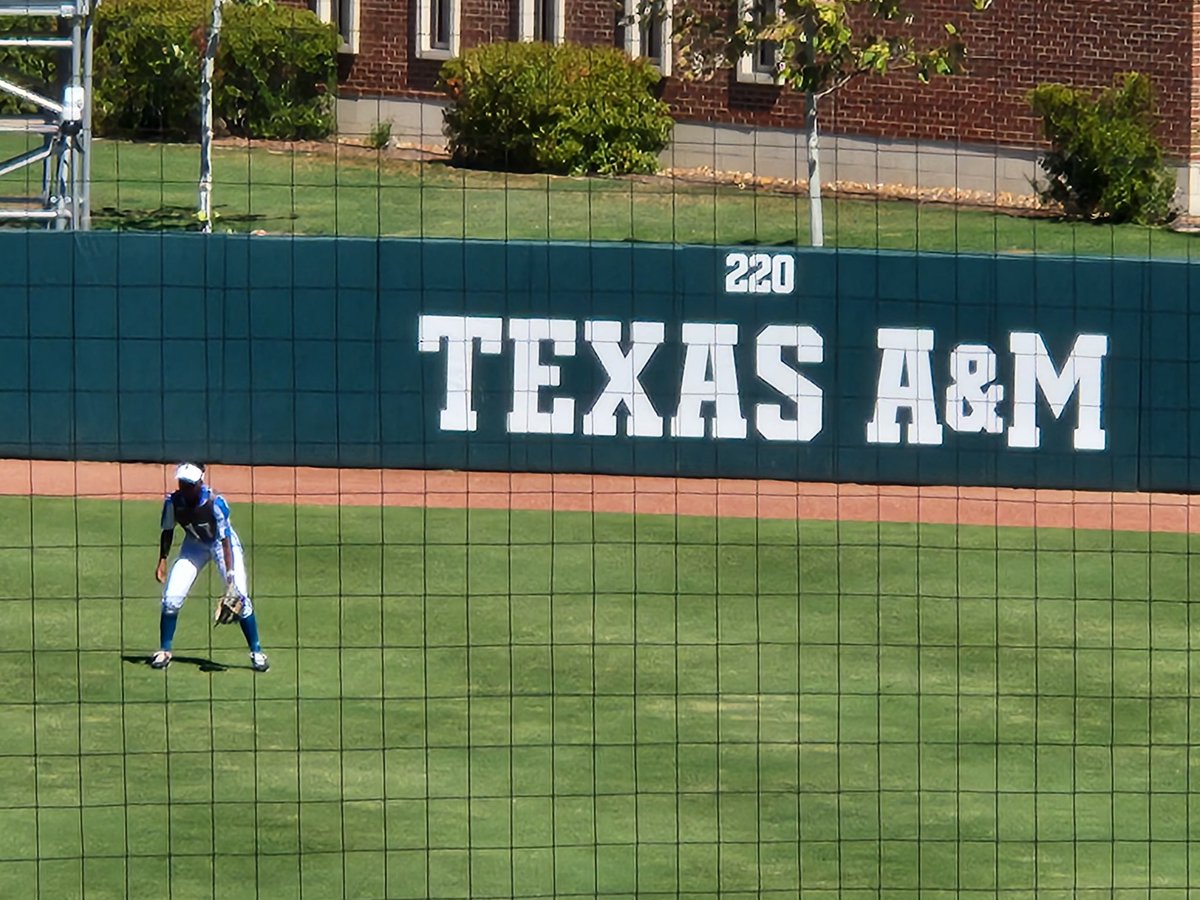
[0, 495, 1196, 899]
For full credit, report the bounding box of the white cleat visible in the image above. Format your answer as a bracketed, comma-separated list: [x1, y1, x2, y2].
[250, 651, 270, 672]
[150, 650, 172, 669]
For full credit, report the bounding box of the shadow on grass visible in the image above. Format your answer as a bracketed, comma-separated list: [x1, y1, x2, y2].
[91, 205, 293, 232]
[121, 653, 245, 673]
[730, 236, 804, 246]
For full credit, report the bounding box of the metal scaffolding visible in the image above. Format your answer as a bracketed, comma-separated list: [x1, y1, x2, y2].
[0, 1, 95, 230]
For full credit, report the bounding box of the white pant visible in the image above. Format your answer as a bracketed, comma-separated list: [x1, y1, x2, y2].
[161, 534, 253, 616]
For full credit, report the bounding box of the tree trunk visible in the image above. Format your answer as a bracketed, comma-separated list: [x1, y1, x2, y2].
[199, 0, 223, 233]
[806, 92, 824, 247]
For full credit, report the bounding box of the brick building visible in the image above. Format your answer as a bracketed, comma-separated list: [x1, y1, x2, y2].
[292, 1, 1200, 212]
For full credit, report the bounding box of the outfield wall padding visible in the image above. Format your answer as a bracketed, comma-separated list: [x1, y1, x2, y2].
[0, 231, 1184, 492]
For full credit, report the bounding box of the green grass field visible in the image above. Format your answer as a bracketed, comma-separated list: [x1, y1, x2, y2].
[1, 494, 1198, 898]
[3, 135, 1200, 257]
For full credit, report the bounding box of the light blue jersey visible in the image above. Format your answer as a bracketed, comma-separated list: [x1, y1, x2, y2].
[161, 484, 235, 545]
[153, 464, 267, 671]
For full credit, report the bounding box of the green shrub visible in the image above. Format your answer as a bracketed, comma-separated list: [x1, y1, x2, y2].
[90, 0, 207, 137]
[0, 0, 337, 140]
[1028, 73, 1176, 224]
[0, 17, 57, 117]
[440, 42, 674, 176]
[216, 1, 338, 140]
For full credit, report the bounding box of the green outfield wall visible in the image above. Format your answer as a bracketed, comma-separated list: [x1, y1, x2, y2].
[0, 231, 1186, 491]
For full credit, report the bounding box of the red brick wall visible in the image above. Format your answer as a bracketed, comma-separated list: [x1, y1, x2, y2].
[1192, 0, 1200, 158]
[285, 0, 1199, 158]
[664, 0, 1196, 157]
[565, 0, 617, 45]
[826, 0, 1195, 157]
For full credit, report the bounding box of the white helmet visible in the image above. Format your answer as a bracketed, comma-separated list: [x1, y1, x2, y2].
[174, 462, 205, 484]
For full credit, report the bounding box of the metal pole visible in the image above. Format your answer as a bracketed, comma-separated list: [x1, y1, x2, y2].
[0, 1, 94, 228]
[198, 0, 222, 232]
[79, 0, 95, 229]
[64, 12, 82, 230]
[0, 75, 62, 112]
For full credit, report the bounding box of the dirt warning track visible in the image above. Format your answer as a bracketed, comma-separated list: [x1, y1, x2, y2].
[0, 458, 1197, 534]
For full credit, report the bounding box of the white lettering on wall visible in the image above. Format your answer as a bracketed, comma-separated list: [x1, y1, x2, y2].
[724, 252, 796, 295]
[866, 327, 944, 446]
[1007, 332, 1108, 450]
[671, 322, 747, 439]
[945, 343, 1004, 434]
[417, 314, 504, 432]
[508, 318, 577, 435]
[582, 320, 665, 437]
[418, 314, 1112, 455]
[755, 324, 824, 442]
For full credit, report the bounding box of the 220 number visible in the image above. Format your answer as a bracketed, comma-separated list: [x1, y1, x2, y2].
[724, 252, 795, 295]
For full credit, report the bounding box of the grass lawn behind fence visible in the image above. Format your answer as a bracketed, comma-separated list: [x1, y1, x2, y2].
[1, 135, 1198, 256]
[0, 495, 1196, 898]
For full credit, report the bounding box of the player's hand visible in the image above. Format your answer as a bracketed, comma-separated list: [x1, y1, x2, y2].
[155, 559, 167, 584]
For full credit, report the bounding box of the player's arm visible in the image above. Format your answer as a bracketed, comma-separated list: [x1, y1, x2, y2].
[221, 535, 235, 586]
[155, 530, 173, 583]
[215, 496, 237, 589]
[155, 497, 175, 584]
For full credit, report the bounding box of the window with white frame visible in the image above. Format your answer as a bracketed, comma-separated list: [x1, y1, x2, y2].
[417, 0, 461, 59]
[311, 0, 360, 54]
[621, 0, 671, 75]
[736, 0, 780, 84]
[518, 0, 565, 44]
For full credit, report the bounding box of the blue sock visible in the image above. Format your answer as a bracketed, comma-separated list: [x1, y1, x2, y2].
[159, 610, 179, 651]
[239, 613, 262, 653]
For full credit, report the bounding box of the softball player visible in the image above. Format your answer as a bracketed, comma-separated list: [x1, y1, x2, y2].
[151, 462, 269, 671]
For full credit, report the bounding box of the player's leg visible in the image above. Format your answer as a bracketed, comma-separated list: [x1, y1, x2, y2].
[152, 541, 207, 668]
[215, 533, 268, 671]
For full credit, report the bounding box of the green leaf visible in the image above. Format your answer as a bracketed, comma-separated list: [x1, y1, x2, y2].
[672, 0, 991, 95]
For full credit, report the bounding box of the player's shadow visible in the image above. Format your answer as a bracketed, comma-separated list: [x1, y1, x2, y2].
[121, 654, 234, 673]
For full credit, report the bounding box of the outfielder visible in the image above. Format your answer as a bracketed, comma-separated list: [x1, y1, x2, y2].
[151, 462, 269, 671]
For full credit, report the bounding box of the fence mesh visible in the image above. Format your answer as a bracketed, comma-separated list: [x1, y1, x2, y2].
[0, 3, 1198, 899]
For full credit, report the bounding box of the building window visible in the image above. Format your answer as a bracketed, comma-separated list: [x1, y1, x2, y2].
[417, 0, 460, 59]
[736, 0, 780, 84]
[621, 0, 671, 75]
[311, 0, 360, 54]
[518, 0, 565, 44]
